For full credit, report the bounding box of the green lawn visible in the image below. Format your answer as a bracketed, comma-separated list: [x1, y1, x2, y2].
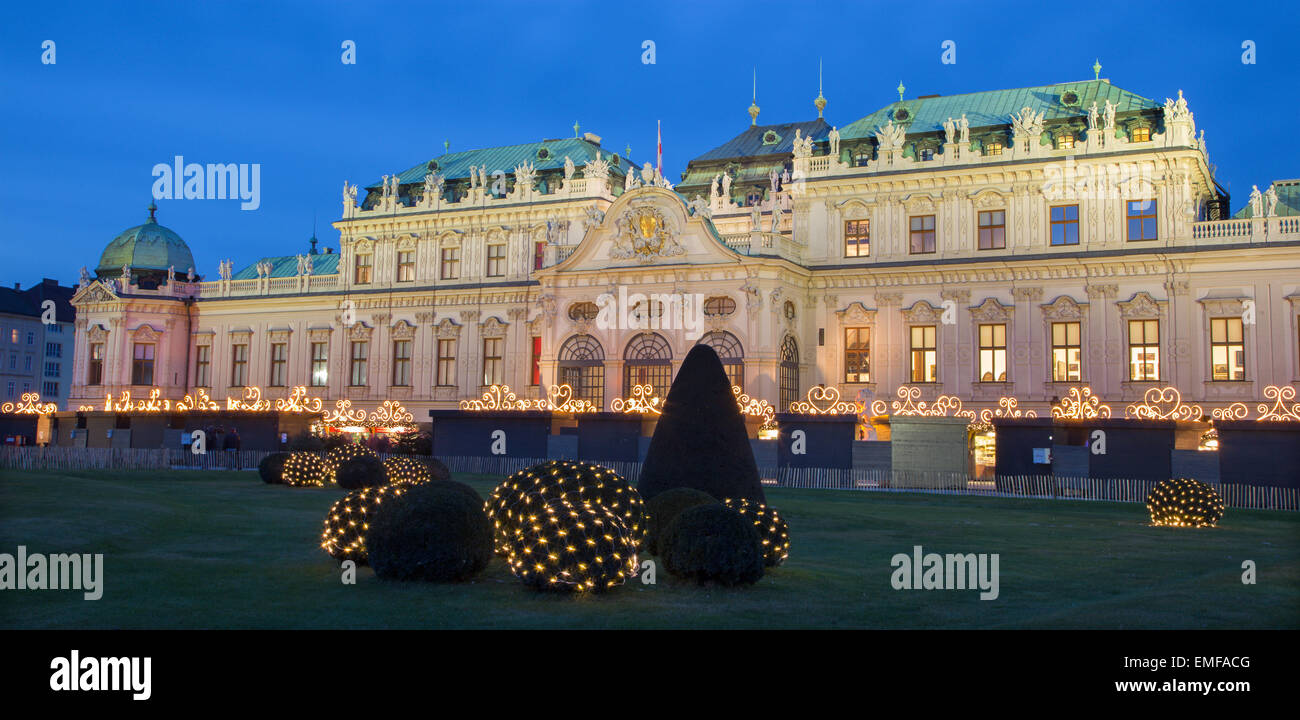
[1, 469, 1296, 629]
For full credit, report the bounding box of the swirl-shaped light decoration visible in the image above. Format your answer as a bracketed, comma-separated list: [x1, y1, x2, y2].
[978, 396, 1038, 423]
[1124, 386, 1204, 421]
[226, 386, 271, 412]
[1257, 385, 1300, 422]
[788, 385, 859, 415]
[1, 392, 57, 415]
[1051, 387, 1112, 419]
[275, 386, 324, 413]
[610, 384, 664, 414]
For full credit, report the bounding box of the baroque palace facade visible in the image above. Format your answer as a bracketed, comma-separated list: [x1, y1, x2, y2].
[67, 78, 1300, 427]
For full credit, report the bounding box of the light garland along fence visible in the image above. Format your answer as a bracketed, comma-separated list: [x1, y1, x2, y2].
[4, 448, 1295, 511]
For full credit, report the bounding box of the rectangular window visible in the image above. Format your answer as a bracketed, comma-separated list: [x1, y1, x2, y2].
[1126, 200, 1158, 241]
[230, 343, 248, 387]
[396, 250, 415, 282]
[349, 341, 368, 386]
[1128, 319, 1160, 381]
[269, 342, 287, 386]
[392, 339, 411, 386]
[482, 337, 503, 387]
[909, 215, 936, 254]
[9, 329, 17, 344]
[131, 343, 155, 386]
[1051, 322, 1082, 382]
[844, 327, 871, 383]
[978, 324, 1008, 382]
[87, 343, 104, 386]
[984, 141, 1003, 156]
[977, 210, 1006, 250]
[42, 381, 58, 397]
[1131, 126, 1150, 142]
[195, 345, 210, 387]
[844, 220, 870, 258]
[530, 336, 542, 386]
[1050, 205, 1080, 246]
[45, 342, 62, 358]
[919, 147, 935, 161]
[440, 247, 460, 280]
[436, 339, 456, 386]
[44, 362, 59, 378]
[353, 253, 373, 284]
[24, 356, 32, 372]
[1210, 317, 1245, 381]
[4, 381, 12, 399]
[910, 325, 937, 383]
[534, 241, 546, 271]
[486, 244, 506, 278]
[1057, 133, 1075, 149]
[310, 342, 328, 386]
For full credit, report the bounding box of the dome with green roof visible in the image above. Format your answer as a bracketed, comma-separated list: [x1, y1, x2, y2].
[95, 204, 197, 285]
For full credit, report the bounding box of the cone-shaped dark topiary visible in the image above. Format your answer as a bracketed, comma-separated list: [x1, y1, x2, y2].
[637, 344, 765, 504]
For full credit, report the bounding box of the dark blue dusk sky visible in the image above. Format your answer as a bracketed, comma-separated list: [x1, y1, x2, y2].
[1, 0, 1296, 286]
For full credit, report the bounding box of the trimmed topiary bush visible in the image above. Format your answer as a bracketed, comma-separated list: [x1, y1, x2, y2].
[487, 460, 646, 555]
[258, 452, 290, 484]
[661, 504, 764, 586]
[320, 485, 409, 565]
[503, 498, 639, 592]
[1146, 477, 1225, 528]
[645, 487, 718, 556]
[367, 481, 493, 582]
[723, 497, 790, 567]
[282, 452, 327, 487]
[335, 454, 387, 490]
[383, 455, 431, 486]
[637, 344, 765, 504]
[424, 457, 451, 483]
[323, 444, 379, 485]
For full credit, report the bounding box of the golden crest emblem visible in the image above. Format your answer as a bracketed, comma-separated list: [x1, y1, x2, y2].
[638, 214, 658, 239]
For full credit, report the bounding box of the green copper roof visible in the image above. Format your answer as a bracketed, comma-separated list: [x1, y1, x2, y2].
[839, 80, 1161, 141]
[1232, 180, 1300, 218]
[232, 253, 340, 280]
[369, 136, 633, 192]
[96, 209, 196, 277]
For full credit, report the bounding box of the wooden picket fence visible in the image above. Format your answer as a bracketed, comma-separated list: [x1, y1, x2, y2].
[3, 447, 1296, 511]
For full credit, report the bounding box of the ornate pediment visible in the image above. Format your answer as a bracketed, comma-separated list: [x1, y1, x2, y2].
[1117, 291, 1164, 319]
[395, 234, 419, 251]
[390, 320, 416, 340]
[902, 299, 942, 323]
[87, 323, 110, 342]
[971, 189, 1006, 210]
[611, 203, 684, 263]
[902, 193, 938, 214]
[436, 317, 462, 339]
[347, 322, 373, 340]
[969, 297, 1013, 322]
[836, 301, 877, 325]
[352, 236, 376, 253]
[1197, 295, 1247, 317]
[1041, 295, 1086, 321]
[73, 281, 119, 305]
[268, 328, 292, 342]
[479, 315, 509, 339]
[308, 327, 333, 342]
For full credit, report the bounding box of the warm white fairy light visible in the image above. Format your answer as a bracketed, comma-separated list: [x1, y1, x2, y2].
[320, 485, 409, 563]
[486, 460, 647, 556]
[1146, 477, 1225, 528]
[502, 498, 639, 592]
[283, 452, 327, 487]
[723, 497, 790, 567]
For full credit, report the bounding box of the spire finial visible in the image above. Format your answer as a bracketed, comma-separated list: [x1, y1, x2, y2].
[897, 80, 905, 103]
[814, 59, 826, 119]
[573, 120, 580, 137]
[748, 67, 761, 126]
[625, 143, 631, 158]
[444, 139, 450, 152]
[147, 201, 157, 223]
[1093, 58, 1102, 80]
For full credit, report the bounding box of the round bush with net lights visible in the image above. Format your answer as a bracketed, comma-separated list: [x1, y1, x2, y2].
[645, 487, 717, 556]
[383, 456, 432, 486]
[323, 444, 379, 485]
[1146, 477, 1225, 528]
[367, 481, 493, 582]
[503, 498, 639, 593]
[282, 452, 327, 487]
[661, 504, 764, 586]
[320, 484, 409, 565]
[258, 451, 290, 484]
[723, 497, 790, 567]
[487, 460, 647, 555]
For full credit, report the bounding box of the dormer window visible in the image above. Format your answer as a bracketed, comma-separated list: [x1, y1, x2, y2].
[1131, 126, 1151, 142]
[1057, 133, 1075, 149]
[984, 141, 1003, 156]
[854, 150, 872, 167]
[746, 191, 763, 206]
[762, 130, 781, 145]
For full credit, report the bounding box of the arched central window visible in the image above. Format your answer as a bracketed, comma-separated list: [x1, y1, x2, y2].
[623, 332, 673, 399]
[697, 331, 745, 391]
[558, 334, 605, 406]
[779, 335, 800, 411]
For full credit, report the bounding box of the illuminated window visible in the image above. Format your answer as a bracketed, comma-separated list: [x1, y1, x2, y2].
[1057, 133, 1075, 149]
[984, 141, 1003, 156]
[844, 219, 870, 257]
[440, 247, 460, 280]
[1128, 319, 1160, 381]
[390, 339, 411, 386]
[229, 343, 247, 387]
[530, 337, 542, 386]
[910, 326, 937, 382]
[978, 210, 1005, 250]
[1127, 200, 1158, 241]
[88, 343, 104, 386]
[269, 342, 287, 386]
[909, 215, 936, 254]
[353, 253, 372, 284]
[482, 338, 503, 386]
[349, 341, 368, 386]
[132, 343, 156, 386]
[486, 244, 506, 278]
[1051, 322, 1081, 382]
[978, 324, 1007, 382]
[310, 342, 328, 387]
[844, 327, 870, 383]
[558, 334, 604, 406]
[1131, 126, 1150, 142]
[623, 333, 672, 399]
[1210, 317, 1245, 381]
[396, 251, 415, 282]
[1051, 205, 1079, 246]
[436, 339, 456, 386]
[779, 336, 799, 410]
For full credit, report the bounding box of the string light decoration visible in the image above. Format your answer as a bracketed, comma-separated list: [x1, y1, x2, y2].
[282, 452, 328, 487]
[788, 385, 859, 415]
[610, 384, 664, 414]
[1257, 385, 1300, 422]
[226, 386, 272, 411]
[1, 392, 57, 415]
[323, 444, 380, 484]
[459, 384, 599, 413]
[1146, 477, 1225, 528]
[1212, 403, 1249, 421]
[176, 388, 219, 411]
[1051, 386, 1111, 419]
[881, 386, 975, 420]
[486, 460, 647, 555]
[502, 498, 639, 592]
[320, 485, 408, 564]
[732, 385, 775, 424]
[722, 498, 790, 567]
[1124, 386, 1204, 421]
[275, 386, 324, 413]
[383, 456, 432, 485]
[978, 396, 1038, 423]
